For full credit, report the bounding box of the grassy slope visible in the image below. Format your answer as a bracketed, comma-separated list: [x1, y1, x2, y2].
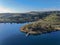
[21, 13, 60, 34]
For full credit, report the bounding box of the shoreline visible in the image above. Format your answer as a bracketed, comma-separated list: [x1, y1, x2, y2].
[20, 27, 60, 35]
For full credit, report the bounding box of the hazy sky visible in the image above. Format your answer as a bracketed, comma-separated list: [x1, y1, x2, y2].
[0, 0, 60, 13]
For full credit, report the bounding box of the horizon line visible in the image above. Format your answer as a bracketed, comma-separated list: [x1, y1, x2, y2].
[0, 10, 60, 13]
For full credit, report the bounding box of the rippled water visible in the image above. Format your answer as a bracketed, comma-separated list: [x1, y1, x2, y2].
[0, 23, 60, 45]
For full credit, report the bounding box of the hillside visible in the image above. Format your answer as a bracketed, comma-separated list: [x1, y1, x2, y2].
[20, 13, 60, 35]
[0, 11, 60, 23]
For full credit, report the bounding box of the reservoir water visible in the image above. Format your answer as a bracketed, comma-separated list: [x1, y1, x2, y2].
[0, 23, 60, 45]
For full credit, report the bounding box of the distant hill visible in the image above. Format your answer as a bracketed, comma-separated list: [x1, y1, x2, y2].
[0, 11, 60, 23]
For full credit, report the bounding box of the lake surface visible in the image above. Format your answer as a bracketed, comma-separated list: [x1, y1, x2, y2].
[0, 23, 60, 45]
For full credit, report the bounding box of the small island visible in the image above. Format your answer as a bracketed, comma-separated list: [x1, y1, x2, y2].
[20, 13, 60, 36]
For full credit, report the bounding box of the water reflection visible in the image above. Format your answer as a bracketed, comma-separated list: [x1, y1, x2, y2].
[0, 23, 60, 45]
[2, 31, 60, 45]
